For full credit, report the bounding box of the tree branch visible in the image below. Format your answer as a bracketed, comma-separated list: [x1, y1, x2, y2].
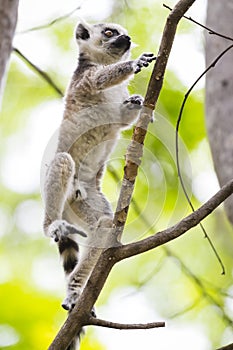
[113, 0, 196, 241]
[87, 316, 165, 330]
[13, 47, 64, 97]
[216, 344, 233, 350]
[115, 179, 233, 261]
[163, 3, 233, 42]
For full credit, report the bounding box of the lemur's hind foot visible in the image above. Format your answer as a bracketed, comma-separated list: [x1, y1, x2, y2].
[48, 220, 87, 242]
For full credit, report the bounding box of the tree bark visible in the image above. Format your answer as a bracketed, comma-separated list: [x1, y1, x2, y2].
[205, 0, 233, 225]
[0, 0, 19, 97]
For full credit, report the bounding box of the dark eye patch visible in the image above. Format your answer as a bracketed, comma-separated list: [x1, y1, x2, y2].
[102, 28, 120, 38]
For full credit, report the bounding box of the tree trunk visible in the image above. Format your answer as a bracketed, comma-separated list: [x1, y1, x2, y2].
[0, 0, 19, 97]
[205, 0, 233, 225]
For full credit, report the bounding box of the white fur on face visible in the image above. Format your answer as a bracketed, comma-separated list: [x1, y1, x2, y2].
[76, 22, 131, 65]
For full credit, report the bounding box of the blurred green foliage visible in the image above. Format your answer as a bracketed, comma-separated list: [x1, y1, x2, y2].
[0, 0, 233, 349]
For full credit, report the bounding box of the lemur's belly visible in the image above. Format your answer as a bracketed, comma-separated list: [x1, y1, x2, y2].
[68, 123, 119, 182]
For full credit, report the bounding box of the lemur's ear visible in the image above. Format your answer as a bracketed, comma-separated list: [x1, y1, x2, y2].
[76, 21, 91, 40]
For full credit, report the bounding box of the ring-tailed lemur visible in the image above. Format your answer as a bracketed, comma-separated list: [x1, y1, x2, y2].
[43, 20, 155, 349]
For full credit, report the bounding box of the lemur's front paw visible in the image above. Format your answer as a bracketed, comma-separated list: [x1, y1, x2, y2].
[49, 220, 87, 242]
[62, 291, 80, 311]
[134, 53, 156, 74]
[123, 95, 143, 110]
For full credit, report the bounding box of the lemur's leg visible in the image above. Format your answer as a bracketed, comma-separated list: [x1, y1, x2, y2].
[62, 184, 115, 310]
[62, 215, 114, 310]
[43, 152, 86, 241]
[62, 245, 102, 310]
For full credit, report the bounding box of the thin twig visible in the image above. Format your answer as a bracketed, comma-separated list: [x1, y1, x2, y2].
[18, 6, 81, 34]
[163, 4, 233, 42]
[13, 47, 64, 97]
[87, 317, 165, 329]
[175, 43, 233, 275]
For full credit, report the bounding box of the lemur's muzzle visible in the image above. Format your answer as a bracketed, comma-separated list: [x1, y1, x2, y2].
[111, 35, 131, 52]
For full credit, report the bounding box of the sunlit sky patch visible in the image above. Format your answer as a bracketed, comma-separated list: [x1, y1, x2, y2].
[31, 254, 64, 295]
[0, 324, 20, 347]
[0, 101, 62, 193]
[191, 140, 220, 202]
[97, 289, 211, 350]
[14, 200, 44, 235]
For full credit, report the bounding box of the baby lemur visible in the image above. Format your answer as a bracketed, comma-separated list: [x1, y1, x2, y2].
[43, 21, 154, 316]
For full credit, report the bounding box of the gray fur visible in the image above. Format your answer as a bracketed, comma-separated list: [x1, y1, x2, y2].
[43, 21, 154, 318]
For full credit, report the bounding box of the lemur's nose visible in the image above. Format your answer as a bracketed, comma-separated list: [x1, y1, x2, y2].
[112, 34, 131, 50]
[122, 35, 131, 42]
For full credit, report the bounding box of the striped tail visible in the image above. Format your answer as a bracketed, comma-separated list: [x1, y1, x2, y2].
[58, 236, 82, 350]
[58, 236, 79, 275]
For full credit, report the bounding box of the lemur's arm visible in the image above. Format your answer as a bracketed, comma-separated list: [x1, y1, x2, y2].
[92, 53, 155, 91]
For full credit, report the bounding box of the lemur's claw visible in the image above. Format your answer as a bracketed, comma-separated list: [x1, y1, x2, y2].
[134, 53, 156, 74]
[62, 291, 80, 311]
[61, 302, 70, 311]
[91, 308, 97, 318]
[123, 94, 144, 110]
[134, 67, 141, 74]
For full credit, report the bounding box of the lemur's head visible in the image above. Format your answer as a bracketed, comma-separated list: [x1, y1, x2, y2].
[75, 21, 132, 64]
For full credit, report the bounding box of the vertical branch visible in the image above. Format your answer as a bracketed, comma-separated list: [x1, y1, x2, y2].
[113, 0, 196, 240]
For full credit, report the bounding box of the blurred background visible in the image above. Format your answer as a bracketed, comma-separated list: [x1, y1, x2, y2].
[1, 0, 233, 349]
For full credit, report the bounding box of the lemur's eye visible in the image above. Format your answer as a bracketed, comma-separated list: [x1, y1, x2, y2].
[104, 30, 114, 38]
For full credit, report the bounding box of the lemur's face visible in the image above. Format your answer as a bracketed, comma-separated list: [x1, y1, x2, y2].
[75, 22, 132, 64]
